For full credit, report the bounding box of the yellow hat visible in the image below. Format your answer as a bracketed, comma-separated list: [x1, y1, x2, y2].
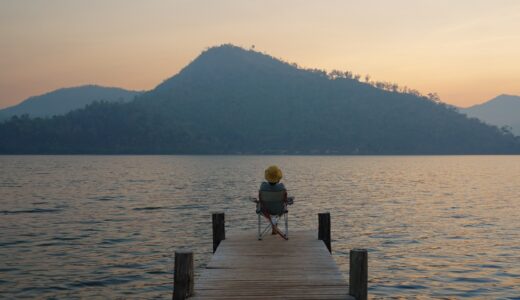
[265, 165, 283, 183]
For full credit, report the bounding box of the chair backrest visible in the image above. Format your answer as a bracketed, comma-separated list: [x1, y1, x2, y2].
[259, 190, 286, 216]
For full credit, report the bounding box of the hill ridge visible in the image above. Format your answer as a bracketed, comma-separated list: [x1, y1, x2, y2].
[1, 44, 519, 154]
[461, 94, 520, 135]
[0, 85, 141, 120]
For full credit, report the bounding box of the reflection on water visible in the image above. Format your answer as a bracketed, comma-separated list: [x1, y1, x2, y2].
[1, 155, 520, 298]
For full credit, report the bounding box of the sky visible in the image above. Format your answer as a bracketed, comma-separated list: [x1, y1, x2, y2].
[1, 0, 520, 109]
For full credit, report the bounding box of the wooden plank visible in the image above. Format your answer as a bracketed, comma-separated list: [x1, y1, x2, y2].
[190, 231, 354, 300]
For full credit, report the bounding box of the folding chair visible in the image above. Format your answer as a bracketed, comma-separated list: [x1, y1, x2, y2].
[257, 190, 289, 240]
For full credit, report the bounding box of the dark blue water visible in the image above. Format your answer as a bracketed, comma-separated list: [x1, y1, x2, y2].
[1, 155, 520, 298]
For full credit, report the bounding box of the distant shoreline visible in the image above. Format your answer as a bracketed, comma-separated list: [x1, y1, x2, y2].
[2, 153, 520, 156]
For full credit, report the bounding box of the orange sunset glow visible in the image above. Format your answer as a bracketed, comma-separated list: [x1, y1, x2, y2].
[2, 2, 520, 298]
[1, 0, 520, 108]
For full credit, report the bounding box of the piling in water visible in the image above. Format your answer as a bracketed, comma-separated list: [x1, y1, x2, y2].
[212, 212, 225, 253]
[349, 248, 368, 300]
[318, 212, 332, 253]
[173, 250, 193, 300]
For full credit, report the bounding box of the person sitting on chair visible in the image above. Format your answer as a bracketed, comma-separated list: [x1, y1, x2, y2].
[259, 165, 287, 235]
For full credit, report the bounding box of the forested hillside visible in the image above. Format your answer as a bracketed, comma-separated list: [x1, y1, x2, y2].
[1, 45, 518, 154]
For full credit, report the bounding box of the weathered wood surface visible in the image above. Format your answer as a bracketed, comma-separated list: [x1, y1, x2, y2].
[190, 231, 354, 300]
[212, 212, 225, 253]
[174, 251, 194, 300]
[349, 249, 368, 300]
[318, 212, 332, 253]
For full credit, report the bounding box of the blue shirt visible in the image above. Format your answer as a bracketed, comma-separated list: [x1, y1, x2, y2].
[259, 181, 286, 192]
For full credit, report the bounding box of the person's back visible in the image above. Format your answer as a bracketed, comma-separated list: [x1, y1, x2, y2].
[258, 165, 288, 236]
[259, 165, 287, 197]
[259, 181, 286, 193]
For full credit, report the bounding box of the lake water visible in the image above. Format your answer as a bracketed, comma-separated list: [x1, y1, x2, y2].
[1, 155, 520, 299]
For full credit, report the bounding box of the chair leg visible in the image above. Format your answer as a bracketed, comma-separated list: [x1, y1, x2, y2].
[258, 214, 261, 240]
[285, 213, 289, 239]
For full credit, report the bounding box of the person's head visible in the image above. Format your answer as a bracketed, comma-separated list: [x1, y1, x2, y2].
[265, 165, 283, 184]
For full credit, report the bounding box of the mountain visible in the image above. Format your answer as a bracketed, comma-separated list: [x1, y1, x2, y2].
[1, 44, 519, 154]
[0, 85, 141, 120]
[460, 95, 520, 136]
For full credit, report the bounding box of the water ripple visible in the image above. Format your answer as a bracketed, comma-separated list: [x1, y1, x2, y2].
[133, 206, 168, 211]
[69, 275, 143, 288]
[1, 208, 62, 215]
[1, 155, 519, 298]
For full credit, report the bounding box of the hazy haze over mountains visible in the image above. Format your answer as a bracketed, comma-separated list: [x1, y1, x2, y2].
[1, 45, 519, 154]
[0, 85, 141, 120]
[460, 95, 520, 136]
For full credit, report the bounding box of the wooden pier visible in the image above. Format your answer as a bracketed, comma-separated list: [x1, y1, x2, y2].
[173, 212, 367, 300]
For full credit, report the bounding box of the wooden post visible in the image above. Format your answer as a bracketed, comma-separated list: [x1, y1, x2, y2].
[318, 212, 331, 253]
[173, 250, 193, 300]
[212, 212, 225, 253]
[349, 248, 368, 300]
